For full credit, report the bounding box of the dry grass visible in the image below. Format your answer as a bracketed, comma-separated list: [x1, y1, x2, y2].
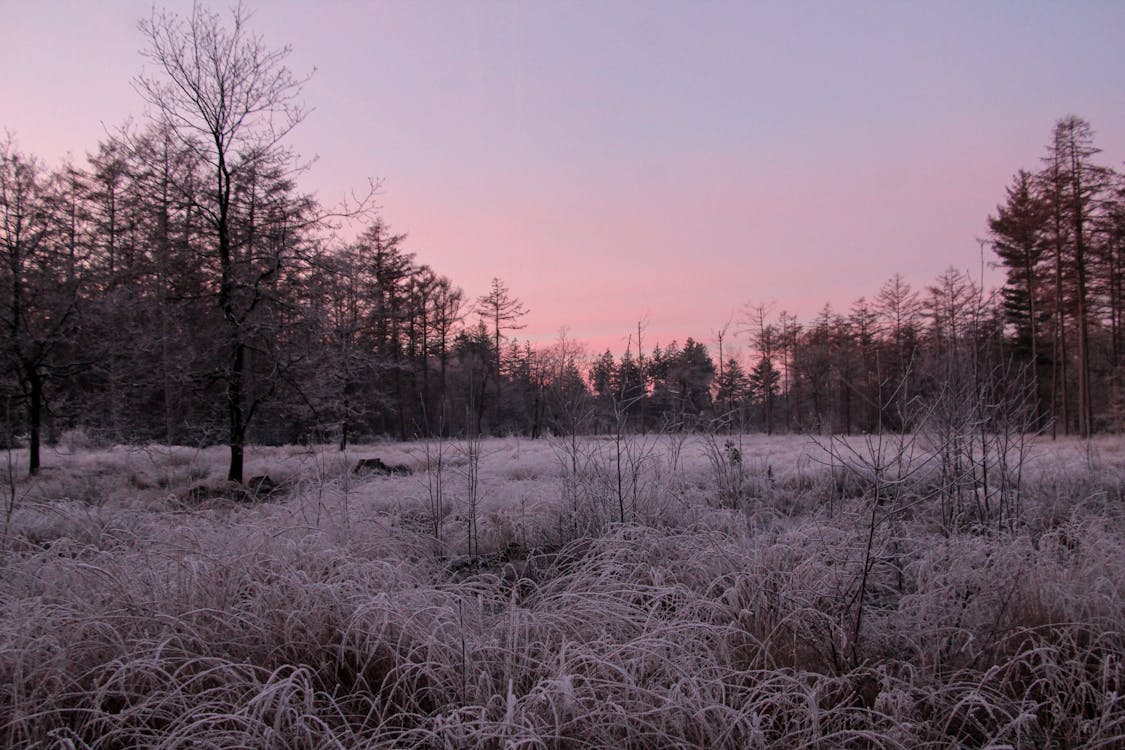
[0, 434, 1121, 748]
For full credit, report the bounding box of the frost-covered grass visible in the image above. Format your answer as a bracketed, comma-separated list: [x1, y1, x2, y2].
[0, 434, 1122, 748]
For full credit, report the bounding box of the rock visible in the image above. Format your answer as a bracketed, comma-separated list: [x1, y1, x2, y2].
[245, 474, 280, 498]
[183, 480, 244, 504]
[353, 457, 413, 476]
[181, 476, 281, 504]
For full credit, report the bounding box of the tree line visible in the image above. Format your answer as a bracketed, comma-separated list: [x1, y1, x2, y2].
[587, 112, 1124, 440]
[1, 6, 1121, 481]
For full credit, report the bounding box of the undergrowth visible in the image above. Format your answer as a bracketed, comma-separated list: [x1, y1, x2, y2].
[0, 436, 1121, 748]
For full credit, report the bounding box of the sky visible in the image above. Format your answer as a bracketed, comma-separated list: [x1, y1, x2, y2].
[3, 1, 1124, 357]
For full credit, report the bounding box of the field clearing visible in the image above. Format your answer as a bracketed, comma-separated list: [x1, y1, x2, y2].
[0, 433, 1122, 748]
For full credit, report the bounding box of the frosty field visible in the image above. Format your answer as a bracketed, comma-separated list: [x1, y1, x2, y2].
[0, 433, 1122, 748]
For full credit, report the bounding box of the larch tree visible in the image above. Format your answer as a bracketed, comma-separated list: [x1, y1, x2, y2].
[989, 169, 1049, 424]
[357, 220, 414, 439]
[776, 310, 801, 430]
[743, 303, 779, 428]
[83, 136, 152, 441]
[129, 123, 214, 445]
[0, 141, 82, 474]
[405, 265, 438, 433]
[875, 273, 921, 426]
[476, 277, 527, 433]
[305, 243, 372, 450]
[429, 276, 465, 428]
[135, 2, 314, 481]
[849, 297, 881, 432]
[1052, 116, 1106, 436]
[1102, 173, 1125, 410]
[1039, 133, 1073, 435]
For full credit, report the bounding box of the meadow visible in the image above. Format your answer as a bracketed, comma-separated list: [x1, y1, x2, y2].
[0, 432, 1121, 748]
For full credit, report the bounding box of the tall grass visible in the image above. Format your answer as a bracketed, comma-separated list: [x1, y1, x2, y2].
[0, 436, 1121, 748]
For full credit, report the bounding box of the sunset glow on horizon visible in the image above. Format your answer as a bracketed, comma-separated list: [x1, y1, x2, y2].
[4, 0, 1123, 357]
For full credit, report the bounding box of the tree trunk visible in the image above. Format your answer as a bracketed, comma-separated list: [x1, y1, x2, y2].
[1053, 227, 1069, 437]
[158, 149, 175, 444]
[27, 368, 42, 476]
[493, 324, 502, 434]
[339, 413, 349, 451]
[1071, 155, 1093, 437]
[1024, 250, 1042, 426]
[227, 338, 245, 482]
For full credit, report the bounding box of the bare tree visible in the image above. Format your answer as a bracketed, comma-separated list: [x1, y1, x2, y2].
[135, 2, 314, 481]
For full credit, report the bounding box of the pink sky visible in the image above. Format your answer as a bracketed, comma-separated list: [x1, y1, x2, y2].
[4, 1, 1124, 357]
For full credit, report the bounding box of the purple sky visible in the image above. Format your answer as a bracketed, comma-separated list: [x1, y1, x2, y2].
[4, 1, 1124, 356]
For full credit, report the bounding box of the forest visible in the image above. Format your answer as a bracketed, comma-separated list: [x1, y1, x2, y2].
[2, 6, 1123, 484]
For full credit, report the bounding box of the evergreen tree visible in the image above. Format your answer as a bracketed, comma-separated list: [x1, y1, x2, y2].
[713, 356, 749, 423]
[748, 357, 780, 434]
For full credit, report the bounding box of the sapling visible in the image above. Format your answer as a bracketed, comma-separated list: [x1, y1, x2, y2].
[702, 415, 747, 510]
[418, 405, 451, 554]
[464, 408, 482, 558]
